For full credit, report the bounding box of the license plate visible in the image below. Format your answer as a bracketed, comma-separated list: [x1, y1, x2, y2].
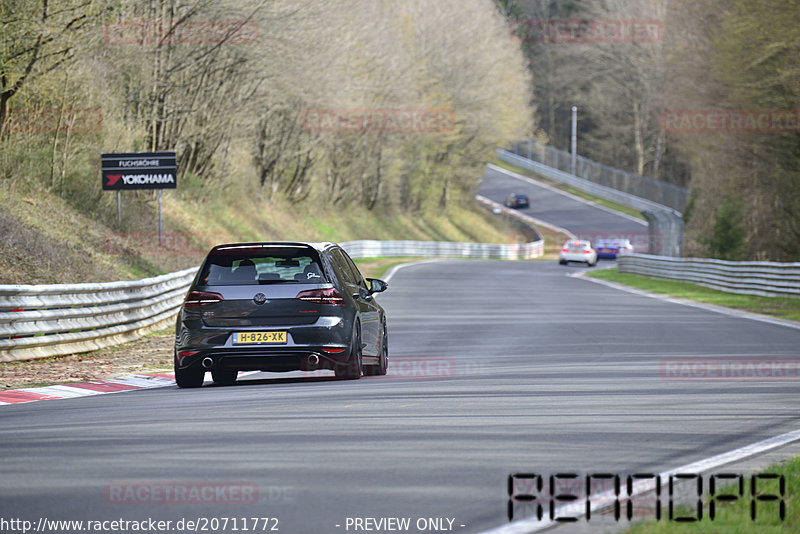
[232, 331, 287, 345]
[601, 249, 611, 253]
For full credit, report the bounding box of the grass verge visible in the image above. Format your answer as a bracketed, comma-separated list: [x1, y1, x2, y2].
[493, 158, 647, 221]
[587, 268, 800, 322]
[623, 455, 800, 533]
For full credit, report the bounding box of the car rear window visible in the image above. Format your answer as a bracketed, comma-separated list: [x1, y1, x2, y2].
[197, 249, 326, 286]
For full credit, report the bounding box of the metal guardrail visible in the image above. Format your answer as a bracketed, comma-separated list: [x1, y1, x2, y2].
[0, 233, 543, 362]
[342, 239, 543, 261]
[497, 149, 674, 215]
[0, 268, 198, 362]
[618, 254, 800, 298]
[493, 152, 687, 257]
[507, 139, 688, 212]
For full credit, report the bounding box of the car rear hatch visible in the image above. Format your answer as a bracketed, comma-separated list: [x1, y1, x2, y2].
[190, 244, 335, 328]
[199, 283, 331, 327]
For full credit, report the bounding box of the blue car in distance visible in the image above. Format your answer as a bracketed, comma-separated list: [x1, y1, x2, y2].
[594, 238, 634, 260]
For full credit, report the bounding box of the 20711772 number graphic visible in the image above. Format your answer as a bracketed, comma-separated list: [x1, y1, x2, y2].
[194, 517, 279, 531]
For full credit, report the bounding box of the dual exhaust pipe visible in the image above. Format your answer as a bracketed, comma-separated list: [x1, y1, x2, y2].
[202, 354, 322, 370]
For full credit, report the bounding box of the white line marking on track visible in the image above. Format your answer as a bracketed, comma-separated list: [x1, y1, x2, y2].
[382, 259, 446, 283]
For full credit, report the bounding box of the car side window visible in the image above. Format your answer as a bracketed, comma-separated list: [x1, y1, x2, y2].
[329, 249, 356, 286]
[340, 250, 368, 289]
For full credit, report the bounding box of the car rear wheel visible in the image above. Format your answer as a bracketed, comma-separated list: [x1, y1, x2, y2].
[175, 361, 205, 388]
[335, 325, 363, 379]
[365, 322, 388, 376]
[211, 367, 238, 385]
[559, 259, 567, 265]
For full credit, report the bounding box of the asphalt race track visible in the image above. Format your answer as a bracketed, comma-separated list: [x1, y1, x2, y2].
[1, 170, 799, 533]
[2, 258, 800, 533]
[479, 165, 647, 246]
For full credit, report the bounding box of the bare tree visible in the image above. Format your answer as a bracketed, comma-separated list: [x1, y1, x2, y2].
[0, 0, 98, 137]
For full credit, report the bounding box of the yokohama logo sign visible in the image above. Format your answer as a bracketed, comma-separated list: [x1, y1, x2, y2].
[108, 174, 175, 186]
[102, 151, 177, 190]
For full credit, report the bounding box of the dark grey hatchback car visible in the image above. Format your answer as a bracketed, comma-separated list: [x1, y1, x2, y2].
[174, 242, 388, 388]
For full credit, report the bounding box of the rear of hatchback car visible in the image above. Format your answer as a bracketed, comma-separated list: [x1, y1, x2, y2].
[174, 242, 385, 388]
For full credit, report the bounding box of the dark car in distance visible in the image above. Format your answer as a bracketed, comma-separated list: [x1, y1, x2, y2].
[174, 242, 389, 388]
[504, 193, 530, 209]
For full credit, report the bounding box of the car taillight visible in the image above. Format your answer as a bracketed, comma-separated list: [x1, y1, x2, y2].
[583, 250, 592, 253]
[561, 248, 569, 252]
[176, 350, 200, 365]
[183, 290, 224, 308]
[296, 287, 345, 305]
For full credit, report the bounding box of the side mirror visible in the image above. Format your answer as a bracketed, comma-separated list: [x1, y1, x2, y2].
[366, 278, 388, 294]
[353, 286, 370, 300]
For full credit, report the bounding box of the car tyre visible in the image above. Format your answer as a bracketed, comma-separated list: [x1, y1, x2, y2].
[559, 260, 567, 265]
[211, 367, 238, 385]
[335, 325, 363, 379]
[364, 322, 388, 376]
[175, 362, 205, 388]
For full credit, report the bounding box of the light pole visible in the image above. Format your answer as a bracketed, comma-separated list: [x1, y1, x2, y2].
[570, 106, 577, 176]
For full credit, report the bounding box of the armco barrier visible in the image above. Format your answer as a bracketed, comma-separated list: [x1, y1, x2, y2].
[618, 254, 800, 298]
[0, 236, 543, 362]
[342, 238, 542, 261]
[507, 139, 688, 212]
[0, 267, 198, 362]
[497, 150, 673, 215]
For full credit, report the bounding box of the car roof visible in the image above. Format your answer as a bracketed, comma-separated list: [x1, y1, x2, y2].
[209, 241, 338, 253]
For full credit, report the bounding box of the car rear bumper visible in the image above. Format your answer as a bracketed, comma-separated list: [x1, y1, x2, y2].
[560, 253, 594, 263]
[175, 316, 352, 372]
[176, 348, 351, 372]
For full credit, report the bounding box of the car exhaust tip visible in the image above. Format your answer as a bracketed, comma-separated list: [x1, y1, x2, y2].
[307, 354, 320, 369]
[201, 357, 214, 369]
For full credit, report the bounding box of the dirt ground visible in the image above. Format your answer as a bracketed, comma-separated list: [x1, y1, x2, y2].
[0, 329, 174, 390]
